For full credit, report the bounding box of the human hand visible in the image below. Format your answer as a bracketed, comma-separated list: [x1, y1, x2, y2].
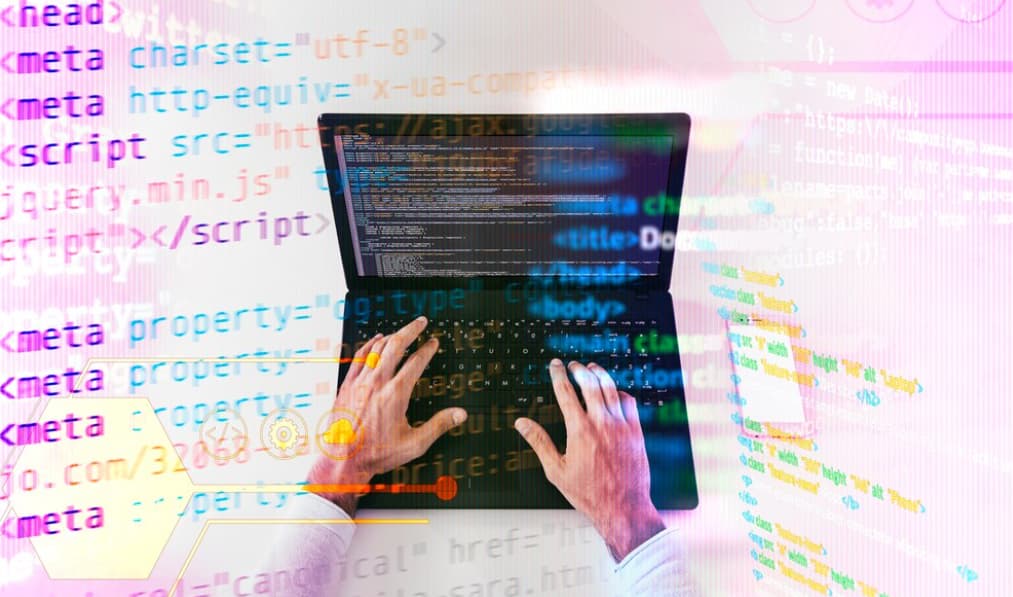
[306, 316, 468, 515]
[514, 359, 665, 562]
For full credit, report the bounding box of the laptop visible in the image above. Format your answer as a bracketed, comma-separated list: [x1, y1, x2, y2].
[317, 113, 698, 509]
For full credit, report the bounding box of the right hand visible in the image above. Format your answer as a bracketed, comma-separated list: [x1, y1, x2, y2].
[514, 359, 666, 562]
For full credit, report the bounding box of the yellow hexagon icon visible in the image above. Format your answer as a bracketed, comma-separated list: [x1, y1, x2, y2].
[6, 397, 194, 579]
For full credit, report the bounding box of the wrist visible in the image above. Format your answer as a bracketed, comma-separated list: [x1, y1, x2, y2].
[598, 503, 666, 563]
[305, 457, 373, 517]
[328, 491, 362, 518]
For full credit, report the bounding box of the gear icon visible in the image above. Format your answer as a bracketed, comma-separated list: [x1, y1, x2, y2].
[260, 410, 309, 460]
[268, 417, 299, 451]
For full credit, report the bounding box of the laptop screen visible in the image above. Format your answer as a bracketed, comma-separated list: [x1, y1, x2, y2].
[331, 132, 674, 280]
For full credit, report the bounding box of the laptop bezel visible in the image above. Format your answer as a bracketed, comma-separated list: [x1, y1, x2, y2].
[317, 112, 690, 293]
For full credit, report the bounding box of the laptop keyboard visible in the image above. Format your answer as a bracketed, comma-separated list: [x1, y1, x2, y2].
[351, 318, 675, 407]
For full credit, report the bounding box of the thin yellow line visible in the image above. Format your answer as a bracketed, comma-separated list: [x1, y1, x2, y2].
[204, 484, 308, 493]
[2, 396, 423, 589]
[167, 521, 210, 597]
[206, 519, 428, 524]
[74, 356, 369, 391]
[93, 357, 347, 363]
[168, 517, 427, 597]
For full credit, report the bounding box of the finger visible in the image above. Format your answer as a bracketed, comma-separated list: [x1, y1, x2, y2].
[548, 358, 586, 432]
[345, 334, 382, 386]
[569, 361, 606, 422]
[618, 391, 643, 436]
[360, 334, 389, 381]
[514, 418, 563, 482]
[588, 363, 623, 420]
[393, 336, 440, 391]
[410, 407, 468, 459]
[377, 316, 429, 380]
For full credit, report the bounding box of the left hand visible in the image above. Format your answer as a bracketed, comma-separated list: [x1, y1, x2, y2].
[306, 316, 468, 514]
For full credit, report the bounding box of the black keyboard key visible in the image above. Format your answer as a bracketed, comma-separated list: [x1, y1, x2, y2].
[354, 317, 673, 407]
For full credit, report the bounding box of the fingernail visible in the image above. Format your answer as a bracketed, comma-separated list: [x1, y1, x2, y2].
[452, 409, 467, 425]
[373, 333, 383, 339]
[417, 316, 427, 324]
[514, 418, 530, 434]
[550, 358, 562, 367]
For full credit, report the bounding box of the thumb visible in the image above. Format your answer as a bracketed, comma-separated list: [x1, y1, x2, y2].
[514, 417, 563, 481]
[411, 407, 467, 458]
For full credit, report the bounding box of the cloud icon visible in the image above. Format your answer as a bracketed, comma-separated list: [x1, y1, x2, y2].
[323, 419, 358, 445]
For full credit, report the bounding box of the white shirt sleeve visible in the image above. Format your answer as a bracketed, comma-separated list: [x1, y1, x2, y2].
[268, 496, 694, 597]
[265, 492, 357, 597]
[613, 527, 696, 596]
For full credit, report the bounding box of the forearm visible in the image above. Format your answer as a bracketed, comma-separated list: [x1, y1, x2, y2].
[614, 526, 695, 595]
[305, 456, 373, 517]
[597, 506, 667, 563]
[328, 492, 361, 518]
[263, 492, 359, 597]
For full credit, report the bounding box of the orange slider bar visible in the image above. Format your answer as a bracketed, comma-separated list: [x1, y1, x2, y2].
[304, 475, 458, 501]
